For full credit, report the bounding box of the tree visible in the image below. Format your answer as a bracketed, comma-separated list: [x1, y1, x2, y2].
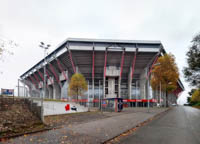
[183, 33, 200, 88]
[188, 89, 196, 97]
[68, 73, 88, 102]
[187, 89, 196, 105]
[151, 53, 179, 107]
[191, 89, 200, 103]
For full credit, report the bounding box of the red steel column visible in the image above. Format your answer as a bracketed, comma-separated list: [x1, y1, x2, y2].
[131, 51, 137, 79]
[29, 76, 37, 88]
[67, 48, 76, 73]
[92, 49, 95, 80]
[57, 59, 68, 81]
[49, 63, 60, 84]
[37, 70, 49, 88]
[146, 53, 160, 80]
[37, 70, 44, 81]
[33, 73, 43, 88]
[46, 70, 53, 85]
[120, 50, 125, 79]
[92, 47, 95, 103]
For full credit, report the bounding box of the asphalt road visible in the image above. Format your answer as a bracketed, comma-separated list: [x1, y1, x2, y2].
[119, 106, 200, 144]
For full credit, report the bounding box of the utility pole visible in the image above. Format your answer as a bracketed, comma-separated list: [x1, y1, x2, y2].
[39, 42, 50, 123]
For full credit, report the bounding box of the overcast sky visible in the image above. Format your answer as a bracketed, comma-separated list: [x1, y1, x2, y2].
[0, 0, 199, 104]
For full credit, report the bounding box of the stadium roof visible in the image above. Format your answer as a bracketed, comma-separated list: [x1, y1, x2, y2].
[67, 38, 161, 44]
[20, 38, 163, 78]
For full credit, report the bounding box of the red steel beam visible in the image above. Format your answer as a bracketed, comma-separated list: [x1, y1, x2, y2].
[46, 70, 54, 85]
[92, 49, 95, 79]
[37, 70, 44, 81]
[68, 50, 76, 73]
[120, 50, 125, 78]
[49, 63, 60, 84]
[29, 75, 37, 88]
[131, 51, 137, 79]
[57, 59, 68, 81]
[104, 50, 107, 78]
[146, 53, 160, 80]
[37, 70, 49, 88]
[33, 73, 43, 88]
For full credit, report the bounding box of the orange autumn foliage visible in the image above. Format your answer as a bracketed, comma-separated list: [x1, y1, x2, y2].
[151, 53, 179, 92]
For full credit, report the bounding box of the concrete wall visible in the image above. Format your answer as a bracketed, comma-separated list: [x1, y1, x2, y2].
[25, 98, 42, 120]
[106, 77, 116, 98]
[48, 86, 53, 99]
[33, 100, 88, 116]
[53, 83, 61, 99]
[139, 69, 147, 99]
[61, 81, 68, 99]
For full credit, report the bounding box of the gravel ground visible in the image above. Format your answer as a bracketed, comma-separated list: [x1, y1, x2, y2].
[44, 111, 111, 128]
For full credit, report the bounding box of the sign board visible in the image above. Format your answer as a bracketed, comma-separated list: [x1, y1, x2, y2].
[1, 89, 14, 96]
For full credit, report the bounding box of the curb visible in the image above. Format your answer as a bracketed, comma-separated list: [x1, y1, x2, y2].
[0, 126, 53, 142]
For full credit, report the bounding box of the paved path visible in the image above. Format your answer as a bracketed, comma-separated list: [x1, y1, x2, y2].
[119, 106, 200, 144]
[2, 108, 168, 144]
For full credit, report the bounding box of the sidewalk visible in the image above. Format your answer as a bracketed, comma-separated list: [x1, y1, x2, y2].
[4, 108, 169, 144]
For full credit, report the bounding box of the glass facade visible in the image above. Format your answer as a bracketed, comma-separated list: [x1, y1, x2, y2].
[121, 79, 128, 99]
[131, 80, 140, 99]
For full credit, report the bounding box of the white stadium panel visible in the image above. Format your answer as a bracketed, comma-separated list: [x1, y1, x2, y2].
[138, 48, 160, 52]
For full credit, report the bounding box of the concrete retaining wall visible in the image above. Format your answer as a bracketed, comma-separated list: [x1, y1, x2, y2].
[33, 100, 88, 116]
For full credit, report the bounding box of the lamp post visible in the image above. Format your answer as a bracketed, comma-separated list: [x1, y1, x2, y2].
[39, 42, 50, 122]
[152, 63, 162, 107]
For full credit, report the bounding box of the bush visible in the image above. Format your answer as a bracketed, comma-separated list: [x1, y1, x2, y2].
[191, 89, 200, 103]
[194, 102, 200, 106]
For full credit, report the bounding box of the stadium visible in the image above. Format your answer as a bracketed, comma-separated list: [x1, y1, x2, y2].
[20, 38, 184, 107]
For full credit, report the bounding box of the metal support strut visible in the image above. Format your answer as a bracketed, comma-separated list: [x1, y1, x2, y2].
[37, 70, 44, 81]
[33, 73, 43, 88]
[120, 50, 125, 78]
[67, 45, 76, 73]
[49, 63, 60, 84]
[131, 49, 137, 79]
[46, 70, 53, 85]
[29, 76, 37, 88]
[57, 59, 68, 81]
[146, 53, 160, 80]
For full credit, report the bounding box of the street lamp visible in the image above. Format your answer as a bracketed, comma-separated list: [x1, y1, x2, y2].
[39, 42, 50, 122]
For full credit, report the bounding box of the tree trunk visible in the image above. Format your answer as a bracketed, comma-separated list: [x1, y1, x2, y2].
[166, 90, 168, 107]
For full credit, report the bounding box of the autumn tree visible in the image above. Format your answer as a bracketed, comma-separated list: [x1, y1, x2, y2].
[191, 89, 200, 105]
[68, 73, 88, 102]
[187, 89, 196, 104]
[151, 53, 179, 107]
[183, 33, 200, 88]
